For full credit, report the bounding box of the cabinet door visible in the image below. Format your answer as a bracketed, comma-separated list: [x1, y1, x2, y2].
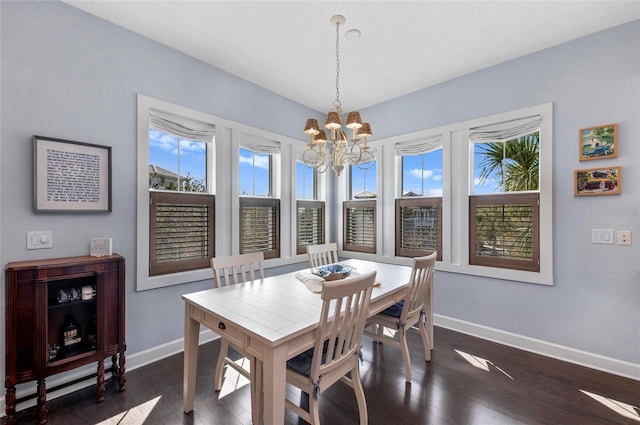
[46, 275, 98, 364]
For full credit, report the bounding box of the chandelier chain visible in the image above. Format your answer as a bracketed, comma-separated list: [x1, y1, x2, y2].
[334, 19, 341, 112]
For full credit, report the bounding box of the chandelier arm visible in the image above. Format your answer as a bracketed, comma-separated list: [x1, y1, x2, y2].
[334, 17, 341, 112]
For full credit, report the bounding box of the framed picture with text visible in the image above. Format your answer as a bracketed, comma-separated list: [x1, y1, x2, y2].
[33, 136, 112, 212]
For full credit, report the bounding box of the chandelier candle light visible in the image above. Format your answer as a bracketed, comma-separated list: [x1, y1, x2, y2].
[303, 15, 375, 176]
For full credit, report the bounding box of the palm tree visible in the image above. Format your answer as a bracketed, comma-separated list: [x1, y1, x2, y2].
[474, 132, 539, 260]
[476, 132, 539, 192]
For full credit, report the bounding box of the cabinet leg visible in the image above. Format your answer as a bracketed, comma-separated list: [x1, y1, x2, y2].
[110, 354, 118, 381]
[5, 385, 16, 425]
[37, 378, 48, 424]
[96, 360, 105, 402]
[118, 351, 126, 391]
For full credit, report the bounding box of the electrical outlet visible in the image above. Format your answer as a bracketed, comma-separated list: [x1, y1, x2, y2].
[27, 231, 52, 249]
[616, 230, 632, 246]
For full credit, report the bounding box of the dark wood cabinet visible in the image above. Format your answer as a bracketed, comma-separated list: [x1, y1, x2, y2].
[5, 254, 126, 424]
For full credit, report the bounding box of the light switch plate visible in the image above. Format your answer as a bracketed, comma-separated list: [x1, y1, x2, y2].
[592, 229, 614, 244]
[27, 231, 53, 249]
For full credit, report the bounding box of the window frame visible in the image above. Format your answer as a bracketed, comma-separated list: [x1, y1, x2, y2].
[137, 95, 301, 291]
[469, 192, 539, 272]
[296, 200, 325, 255]
[239, 196, 281, 259]
[347, 102, 552, 286]
[395, 197, 442, 260]
[149, 191, 215, 275]
[343, 200, 377, 254]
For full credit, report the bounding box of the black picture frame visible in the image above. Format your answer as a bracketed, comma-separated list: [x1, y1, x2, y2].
[33, 135, 112, 212]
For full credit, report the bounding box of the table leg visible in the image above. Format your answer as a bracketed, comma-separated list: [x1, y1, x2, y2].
[250, 356, 263, 425]
[183, 304, 200, 413]
[262, 345, 288, 425]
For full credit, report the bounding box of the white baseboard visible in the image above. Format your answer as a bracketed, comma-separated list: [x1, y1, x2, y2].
[435, 314, 640, 381]
[3, 318, 638, 418]
[0, 329, 219, 418]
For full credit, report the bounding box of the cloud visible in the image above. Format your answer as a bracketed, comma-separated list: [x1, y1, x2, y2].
[239, 152, 270, 170]
[149, 130, 205, 156]
[408, 168, 434, 179]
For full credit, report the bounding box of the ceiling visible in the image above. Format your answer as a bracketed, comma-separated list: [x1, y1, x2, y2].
[64, 1, 640, 113]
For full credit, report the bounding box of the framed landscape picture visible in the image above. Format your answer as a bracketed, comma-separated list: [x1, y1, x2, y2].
[574, 166, 621, 196]
[579, 123, 617, 161]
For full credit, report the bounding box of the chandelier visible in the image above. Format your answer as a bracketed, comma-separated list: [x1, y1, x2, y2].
[303, 15, 375, 176]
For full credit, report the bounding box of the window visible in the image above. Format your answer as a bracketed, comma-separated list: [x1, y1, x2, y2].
[342, 161, 377, 253]
[470, 118, 541, 271]
[343, 200, 376, 253]
[148, 110, 215, 276]
[238, 136, 281, 259]
[296, 161, 325, 255]
[369, 102, 551, 285]
[469, 193, 539, 271]
[239, 197, 280, 259]
[396, 198, 442, 259]
[150, 191, 214, 275]
[350, 161, 377, 199]
[396, 138, 443, 259]
[239, 148, 271, 197]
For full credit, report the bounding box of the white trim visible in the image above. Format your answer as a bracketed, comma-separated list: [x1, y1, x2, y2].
[0, 329, 219, 418]
[3, 316, 636, 418]
[435, 315, 640, 381]
[352, 102, 553, 286]
[137, 94, 307, 290]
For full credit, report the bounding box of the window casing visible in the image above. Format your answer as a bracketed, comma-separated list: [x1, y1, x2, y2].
[396, 144, 443, 260]
[238, 138, 281, 259]
[147, 110, 215, 277]
[343, 200, 376, 254]
[395, 197, 442, 259]
[469, 119, 540, 271]
[239, 197, 280, 259]
[469, 193, 539, 271]
[295, 161, 325, 254]
[149, 191, 215, 275]
[296, 200, 325, 255]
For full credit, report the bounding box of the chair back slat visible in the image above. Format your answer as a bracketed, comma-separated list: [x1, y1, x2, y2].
[309, 270, 376, 382]
[400, 251, 437, 322]
[306, 243, 339, 268]
[211, 252, 265, 288]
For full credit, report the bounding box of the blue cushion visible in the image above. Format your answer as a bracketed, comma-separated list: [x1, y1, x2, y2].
[380, 300, 404, 318]
[286, 339, 334, 377]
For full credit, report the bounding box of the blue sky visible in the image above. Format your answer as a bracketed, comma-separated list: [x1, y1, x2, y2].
[150, 129, 500, 196]
[149, 129, 206, 182]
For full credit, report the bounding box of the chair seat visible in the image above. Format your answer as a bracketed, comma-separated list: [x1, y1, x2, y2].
[287, 340, 333, 377]
[380, 300, 404, 318]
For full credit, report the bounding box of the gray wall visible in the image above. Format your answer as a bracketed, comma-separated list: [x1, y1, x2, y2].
[0, 1, 317, 361]
[1, 0, 638, 392]
[362, 19, 640, 365]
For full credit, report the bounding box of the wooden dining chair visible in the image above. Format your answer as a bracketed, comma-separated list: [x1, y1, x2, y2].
[306, 242, 339, 268]
[285, 270, 376, 425]
[210, 252, 264, 393]
[365, 251, 436, 382]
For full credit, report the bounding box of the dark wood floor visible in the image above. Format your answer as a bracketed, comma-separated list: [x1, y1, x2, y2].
[9, 327, 639, 424]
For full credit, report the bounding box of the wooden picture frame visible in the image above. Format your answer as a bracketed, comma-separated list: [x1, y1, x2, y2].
[579, 123, 617, 161]
[33, 136, 112, 212]
[574, 166, 621, 196]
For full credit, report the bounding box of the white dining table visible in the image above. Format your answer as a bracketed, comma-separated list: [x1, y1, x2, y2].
[182, 258, 412, 425]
